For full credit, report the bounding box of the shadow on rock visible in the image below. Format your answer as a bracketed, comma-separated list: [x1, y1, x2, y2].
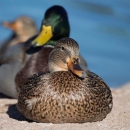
[6, 104, 32, 122]
[0, 93, 13, 99]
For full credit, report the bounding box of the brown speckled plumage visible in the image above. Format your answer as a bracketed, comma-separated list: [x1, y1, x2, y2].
[17, 38, 112, 123]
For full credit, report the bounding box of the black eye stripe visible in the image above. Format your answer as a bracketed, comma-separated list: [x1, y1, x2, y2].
[55, 46, 65, 50]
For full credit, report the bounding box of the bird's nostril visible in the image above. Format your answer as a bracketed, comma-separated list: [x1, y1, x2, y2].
[73, 60, 76, 64]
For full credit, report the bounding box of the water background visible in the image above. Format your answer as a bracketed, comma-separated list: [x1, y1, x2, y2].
[0, 0, 130, 88]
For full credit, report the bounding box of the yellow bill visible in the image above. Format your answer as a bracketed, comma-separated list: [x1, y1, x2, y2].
[32, 25, 53, 46]
[67, 56, 87, 78]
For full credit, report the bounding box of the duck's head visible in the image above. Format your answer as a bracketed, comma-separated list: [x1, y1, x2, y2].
[48, 38, 87, 78]
[2, 16, 38, 40]
[32, 5, 70, 47]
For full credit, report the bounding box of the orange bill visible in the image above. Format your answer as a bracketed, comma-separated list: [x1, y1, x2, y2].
[2, 21, 18, 31]
[67, 56, 87, 78]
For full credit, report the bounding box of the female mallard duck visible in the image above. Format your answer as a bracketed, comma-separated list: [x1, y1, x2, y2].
[15, 5, 87, 93]
[17, 38, 113, 123]
[0, 16, 38, 98]
[0, 16, 38, 57]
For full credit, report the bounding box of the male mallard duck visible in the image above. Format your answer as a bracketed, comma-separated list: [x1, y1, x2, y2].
[17, 38, 113, 123]
[0, 16, 38, 98]
[15, 5, 87, 93]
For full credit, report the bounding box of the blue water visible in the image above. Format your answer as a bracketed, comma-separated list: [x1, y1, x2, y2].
[0, 0, 130, 88]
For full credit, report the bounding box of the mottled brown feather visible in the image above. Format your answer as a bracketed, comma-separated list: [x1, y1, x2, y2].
[17, 70, 113, 123]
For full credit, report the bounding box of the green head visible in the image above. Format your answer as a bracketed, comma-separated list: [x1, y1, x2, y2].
[32, 5, 70, 46]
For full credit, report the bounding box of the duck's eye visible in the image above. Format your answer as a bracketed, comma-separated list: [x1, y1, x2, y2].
[61, 46, 65, 50]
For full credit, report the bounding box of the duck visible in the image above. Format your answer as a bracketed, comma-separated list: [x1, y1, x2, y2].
[0, 16, 38, 58]
[15, 5, 87, 93]
[0, 16, 38, 98]
[17, 37, 113, 123]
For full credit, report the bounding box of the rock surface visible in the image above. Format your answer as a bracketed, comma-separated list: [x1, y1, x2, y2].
[0, 83, 130, 130]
